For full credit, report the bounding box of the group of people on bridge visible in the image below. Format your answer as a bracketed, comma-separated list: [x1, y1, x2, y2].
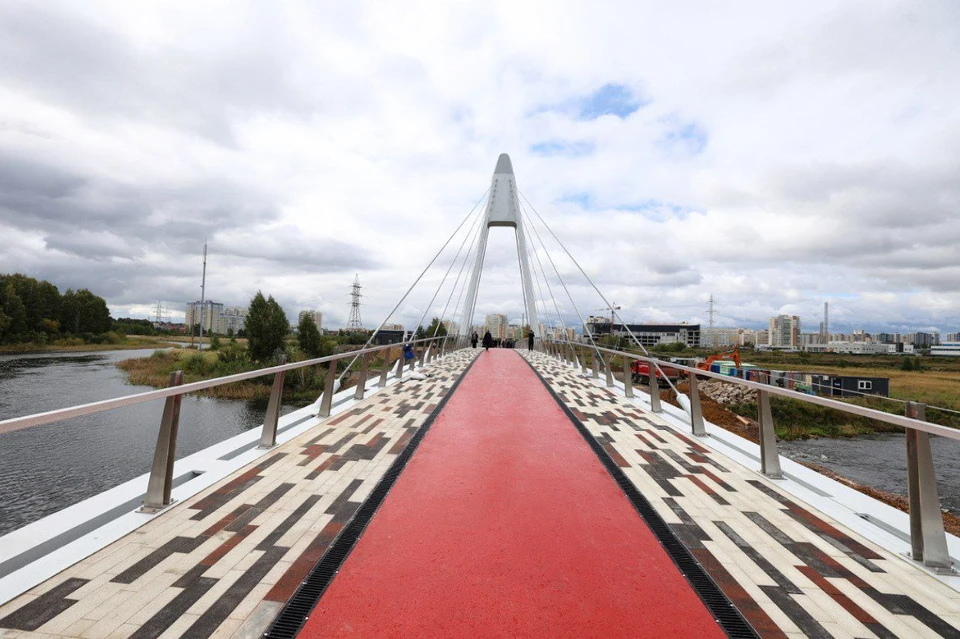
[471, 329, 535, 351]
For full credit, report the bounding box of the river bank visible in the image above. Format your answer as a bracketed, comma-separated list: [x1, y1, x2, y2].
[0, 334, 183, 354]
[115, 346, 340, 405]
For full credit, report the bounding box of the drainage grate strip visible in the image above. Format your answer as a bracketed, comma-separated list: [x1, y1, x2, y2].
[263, 355, 479, 639]
[521, 357, 759, 639]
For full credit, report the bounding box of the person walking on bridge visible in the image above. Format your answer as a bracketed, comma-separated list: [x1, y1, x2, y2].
[482, 330, 493, 351]
[471, 331, 479, 348]
[527, 330, 535, 351]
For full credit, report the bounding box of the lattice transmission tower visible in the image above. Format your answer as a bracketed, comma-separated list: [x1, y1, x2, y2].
[347, 274, 363, 329]
[706, 294, 717, 348]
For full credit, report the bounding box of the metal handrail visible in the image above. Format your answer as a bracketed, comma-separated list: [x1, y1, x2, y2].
[543, 337, 955, 571]
[1, 334, 451, 513]
[546, 339, 960, 441]
[0, 335, 448, 435]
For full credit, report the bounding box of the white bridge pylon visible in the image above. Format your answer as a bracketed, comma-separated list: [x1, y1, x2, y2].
[459, 154, 539, 336]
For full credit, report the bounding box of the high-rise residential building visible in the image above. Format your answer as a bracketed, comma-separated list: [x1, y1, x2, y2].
[911, 332, 938, 348]
[298, 310, 323, 330]
[485, 313, 508, 340]
[768, 315, 801, 348]
[221, 306, 247, 335]
[186, 301, 225, 334]
[945, 332, 960, 343]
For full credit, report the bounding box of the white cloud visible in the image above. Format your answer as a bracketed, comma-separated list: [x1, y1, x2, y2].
[0, 0, 958, 334]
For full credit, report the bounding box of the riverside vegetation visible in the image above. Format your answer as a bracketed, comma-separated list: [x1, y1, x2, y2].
[116, 291, 449, 407]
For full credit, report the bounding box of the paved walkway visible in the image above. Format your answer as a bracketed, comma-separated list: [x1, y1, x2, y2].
[0, 347, 958, 638]
[0, 350, 478, 639]
[301, 349, 724, 637]
[523, 350, 960, 638]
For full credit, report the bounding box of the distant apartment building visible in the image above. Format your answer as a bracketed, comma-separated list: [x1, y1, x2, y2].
[799, 332, 823, 349]
[768, 315, 801, 349]
[945, 332, 960, 343]
[485, 313, 508, 340]
[219, 306, 246, 335]
[909, 332, 939, 348]
[701, 327, 740, 349]
[739, 329, 765, 346]
[185, 301, 225, 334]
[298, 310, 323, 330]
[545, 326, 575, 341]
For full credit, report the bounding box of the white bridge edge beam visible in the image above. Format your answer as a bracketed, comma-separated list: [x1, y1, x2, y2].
[459, 154, 540, 336]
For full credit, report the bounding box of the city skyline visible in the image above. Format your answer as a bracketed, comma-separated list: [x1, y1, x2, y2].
[1, 3, 958, 335]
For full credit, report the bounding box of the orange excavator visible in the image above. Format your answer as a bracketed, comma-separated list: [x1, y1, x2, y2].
[696, 347, 742, 371]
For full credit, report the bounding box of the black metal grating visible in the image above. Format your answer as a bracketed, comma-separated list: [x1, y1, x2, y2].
[263, 355, 480, 639]
[521, 358, 760, 639]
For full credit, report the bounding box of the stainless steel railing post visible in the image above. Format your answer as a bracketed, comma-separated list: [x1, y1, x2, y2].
[605, 358, 615, 387]
[354, 351, 372, 400]
[259, 355, 286, 449]
[647, 359, 662, 413]
[757, 389, 782, 478]
[622, 354, 633, 398]
[688, 371, 706, 436]
[378, 353, 391, 387]
[591, 350, 600, 378]
[905, 402, 951, 570]
[141, 370, 184, 512]
[318, 359, 338, 417]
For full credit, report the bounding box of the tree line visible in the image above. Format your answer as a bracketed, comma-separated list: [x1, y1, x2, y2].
[0, 273, 111, 344]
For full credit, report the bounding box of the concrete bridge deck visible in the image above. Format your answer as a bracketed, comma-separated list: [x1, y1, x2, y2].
[0, 349, 958, 638]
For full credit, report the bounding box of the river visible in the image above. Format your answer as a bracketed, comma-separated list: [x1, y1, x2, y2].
[780, 434, 960, 513]
[0, 348, 288, 536]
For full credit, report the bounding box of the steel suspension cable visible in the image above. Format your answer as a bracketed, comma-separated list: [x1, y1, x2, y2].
[517, 202, 606, 367]
[518, 203, 569, 336]
[519, 215, 563, 336]
[414, 200, 488, 339]
[431, 206, 486, 339]
[333, 189, 489, 387]
[520, 191, 682, 395]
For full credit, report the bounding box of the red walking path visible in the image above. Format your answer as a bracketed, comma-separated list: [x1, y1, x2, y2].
[300, 350, 725, 637]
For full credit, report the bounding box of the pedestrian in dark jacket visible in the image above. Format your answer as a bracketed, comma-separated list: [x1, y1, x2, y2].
[471, 331, 479, 348]
[527, 331, 535, 351]
[482, 331, 493, 351]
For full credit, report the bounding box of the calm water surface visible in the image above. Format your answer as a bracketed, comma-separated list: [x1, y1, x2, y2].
[0, 349, 281, 535]
[780, 433, 960, 513]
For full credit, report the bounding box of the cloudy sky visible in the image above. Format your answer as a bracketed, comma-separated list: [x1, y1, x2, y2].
[1, 1, 958, 335]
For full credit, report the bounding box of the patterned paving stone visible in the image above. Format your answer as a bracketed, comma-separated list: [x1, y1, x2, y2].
[0, 349, 478, 638]
[520, 349, 960, 638]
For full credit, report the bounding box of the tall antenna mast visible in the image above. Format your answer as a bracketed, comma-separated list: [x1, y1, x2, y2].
[348, 274, 363, 329]
[198, 240, 208, 351]
[707, 294, 717, 348]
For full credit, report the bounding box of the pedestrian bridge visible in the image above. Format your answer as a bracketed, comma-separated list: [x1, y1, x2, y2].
[1, 346, 958, 638]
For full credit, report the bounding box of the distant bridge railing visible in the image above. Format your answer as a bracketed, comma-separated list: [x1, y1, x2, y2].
[540, 338, 957, 573]
[0, 335, 451, 513]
